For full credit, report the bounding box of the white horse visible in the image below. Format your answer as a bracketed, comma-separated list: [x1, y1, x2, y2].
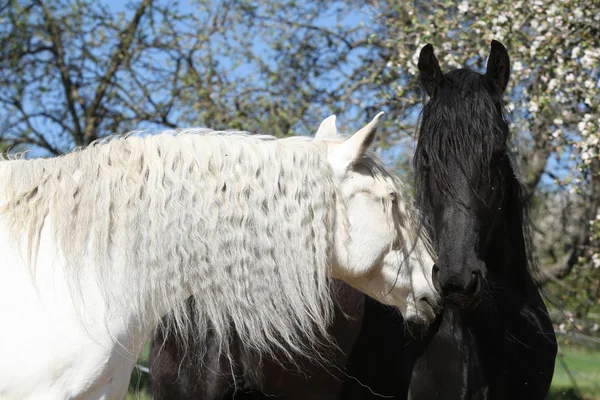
[0, 113, 439, 400]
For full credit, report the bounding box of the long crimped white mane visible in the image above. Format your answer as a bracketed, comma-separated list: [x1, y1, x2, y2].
[0, 129, 341, 360]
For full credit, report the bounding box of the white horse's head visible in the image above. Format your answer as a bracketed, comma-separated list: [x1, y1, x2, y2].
[314, 113, 441, 325]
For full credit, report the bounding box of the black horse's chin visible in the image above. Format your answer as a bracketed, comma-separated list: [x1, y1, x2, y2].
[441, 292, 482, 309]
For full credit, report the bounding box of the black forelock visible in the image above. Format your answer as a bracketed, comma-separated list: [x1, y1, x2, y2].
[414, 68, 511, 205]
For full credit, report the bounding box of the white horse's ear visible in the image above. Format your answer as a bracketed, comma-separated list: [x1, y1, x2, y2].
[315, 115, 337, 139]
[338, 111, 384, 165]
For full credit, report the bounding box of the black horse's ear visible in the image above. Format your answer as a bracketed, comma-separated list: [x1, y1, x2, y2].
[418, 44, 444, 97]
[485, 40, 510, 93]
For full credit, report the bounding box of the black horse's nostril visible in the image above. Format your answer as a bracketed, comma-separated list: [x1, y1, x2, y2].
[432, 264, 483, 308]
[465, 270, 481, 297]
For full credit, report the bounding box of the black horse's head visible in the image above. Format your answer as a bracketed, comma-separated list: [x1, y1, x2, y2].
[414, 40, 513, 308]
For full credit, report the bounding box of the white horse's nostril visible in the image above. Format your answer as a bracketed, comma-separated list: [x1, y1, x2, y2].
[418, 295, 439, 314]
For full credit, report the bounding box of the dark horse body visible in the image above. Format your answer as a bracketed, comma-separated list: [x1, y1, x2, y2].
[149, 280, 366, 399]
[149, 41, 557, 400]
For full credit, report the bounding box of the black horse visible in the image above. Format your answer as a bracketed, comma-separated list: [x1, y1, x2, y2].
[410, 40, 557, 399]
[149, 40, 558, 400]
[344, 40, 558, 400]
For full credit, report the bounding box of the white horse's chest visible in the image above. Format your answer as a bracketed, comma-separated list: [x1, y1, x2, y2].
[0, 216, 142, 400]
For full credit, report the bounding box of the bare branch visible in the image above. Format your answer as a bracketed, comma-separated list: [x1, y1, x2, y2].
[83, 0, 153, 143]
[540, 250, 579, 283]
[10, 98, 62, 155]
[38, 0, 84, 144]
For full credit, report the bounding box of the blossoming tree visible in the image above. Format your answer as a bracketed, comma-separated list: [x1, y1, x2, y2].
[352, 0, 599, 334]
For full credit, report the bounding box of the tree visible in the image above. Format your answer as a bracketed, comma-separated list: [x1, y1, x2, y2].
[0, 0, 377, 155]
[1, 0, 159, 153]
[365, 0, 600, 337]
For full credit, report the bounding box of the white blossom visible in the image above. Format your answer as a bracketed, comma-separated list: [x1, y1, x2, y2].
[584, 79, 595, 89]
[581, 52, 595, 69]
[581, 150, 590, 160]
[552, 129, 562, 138]
[528, 102, 539, 113]
[513, 61, 524, 72]
[409, 46, 421, 75]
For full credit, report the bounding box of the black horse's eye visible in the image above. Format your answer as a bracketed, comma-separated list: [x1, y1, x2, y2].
[417, 152, 430, 170]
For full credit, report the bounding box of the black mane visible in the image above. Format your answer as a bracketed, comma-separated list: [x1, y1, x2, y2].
[415, 69, 509, 204]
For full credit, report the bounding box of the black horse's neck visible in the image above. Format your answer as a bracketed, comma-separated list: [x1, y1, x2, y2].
[406, 168, 556, 400]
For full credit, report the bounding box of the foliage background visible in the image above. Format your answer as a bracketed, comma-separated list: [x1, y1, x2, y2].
[1, 0, 598, 398]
